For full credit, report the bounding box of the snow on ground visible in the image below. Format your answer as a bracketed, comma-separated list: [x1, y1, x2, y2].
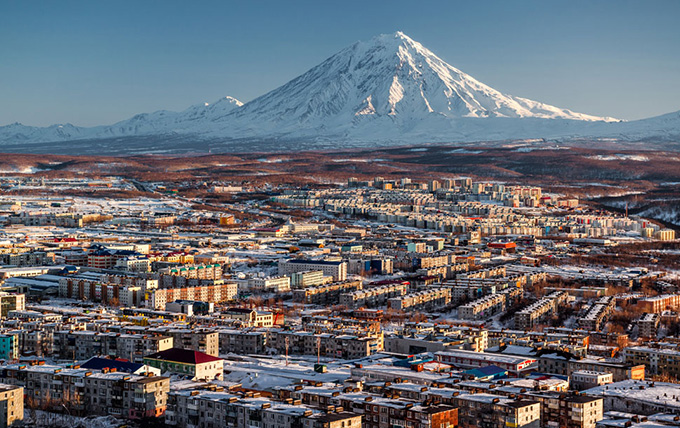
[445, 149, 482, 154]
[586, 154, 650, 161]
[23, 410, 121, 428]
[223, 355, 352, 391]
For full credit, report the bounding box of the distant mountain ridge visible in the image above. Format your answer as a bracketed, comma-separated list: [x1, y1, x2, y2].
[1, 31, 679, 154]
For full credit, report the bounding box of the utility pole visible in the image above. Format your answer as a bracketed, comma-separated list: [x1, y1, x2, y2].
[317, 336, 321, 364]
[285, 336, 289, 366]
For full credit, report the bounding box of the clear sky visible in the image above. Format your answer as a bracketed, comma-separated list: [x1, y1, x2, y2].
[2, 0, 679, 127]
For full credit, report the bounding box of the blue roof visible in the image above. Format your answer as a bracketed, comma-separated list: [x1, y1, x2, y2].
[463, 365, 508, 378]
[80, 357, 145, 373]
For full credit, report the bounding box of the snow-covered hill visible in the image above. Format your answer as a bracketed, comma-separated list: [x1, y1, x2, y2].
[1, 31, 679, 154]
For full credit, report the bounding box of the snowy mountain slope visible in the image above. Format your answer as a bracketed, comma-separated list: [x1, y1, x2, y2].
[0, 31, 679, 153]
[0, 96, 243, 144]
[227, 32, 616, 125]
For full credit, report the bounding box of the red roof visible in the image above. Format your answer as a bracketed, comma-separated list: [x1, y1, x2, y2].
[488, 242, 516, 249]
[144, 348, 223, 364]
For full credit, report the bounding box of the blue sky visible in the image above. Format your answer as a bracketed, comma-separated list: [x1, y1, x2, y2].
[1, 0, 679, 126]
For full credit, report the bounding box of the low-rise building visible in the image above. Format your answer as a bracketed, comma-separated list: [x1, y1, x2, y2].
[143, 348, 224, 381]
[435, 349, 536, 376]
[570, 371, 613, 391]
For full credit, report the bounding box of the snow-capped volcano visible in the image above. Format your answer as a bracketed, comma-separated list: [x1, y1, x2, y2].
[1, 31, 678, 154]
[229, 31, 617, 125]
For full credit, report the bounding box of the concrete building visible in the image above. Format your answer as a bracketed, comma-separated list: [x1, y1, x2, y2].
[147, 283, 238, 310]
[222, 308, 274, 327]
[54, 331, 173, 363]
[293, 281, 362, 305]
[637, 294, 680, 314]
[526, 392, 603, 428]
[0, 362, 169, 419]
[290, 270, 325, 288]
[0, 383, 22, 428]
[339, 283, 407, 308]
[435, 349, 537, 376]
[279, 260, 348, 282]
[160, 329, 219, 356]
[144, 348, 224, 381]
[218, 330, 267, 355]
[0, 335, 18, 361]
[449, 393, 539, 428]
[458, 293, 506, 320]
[248, 276, 291, 293]
[637, 313, 660, 338]
[623, 346, 680, 377]
[0, 294, 25, 318]
[571, 371, 613, 391]
[584, 380, 680, 415]
[268, 330, 382, 359]
[514, 291, 567, 330]
[387, 288, 451, 311]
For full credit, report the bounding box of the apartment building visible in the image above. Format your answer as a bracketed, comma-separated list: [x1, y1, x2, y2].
[143, 348, 224, 381]
[654, 229, 676, 241]
[115, 256, 151, 272]
[166, 390, 361, 428]
[570, 371, 613, 390]
[339, 283, 407, 308]
[0, 251, 54, 267]
[514, 291, 568, 331]
[290, 270, 326, 288]
[279, 260, 348, 282]
[222, 308, 274, 327]
[147, 282, 238, 310]
[638, 313, 660, 338]
[538, 354, 645, 382]
[304, 411, 364, 428]
[0, 334, 18, 361]
[159, 264, 224, 282]
[267, 330, 383, 359]
[218, 330, 267, 355]
[347, 258, 394, 276]
[577, 296, 615, 331]
[525, 392, 603, 428]
[637, 294, 680, 313]
[435, 349, 536, 376]
[0, 383, 22, 427]
[248, 276, 292, 293]
[0, 294, 25, 318]
[387, 288, 451, 311]
[582, 380, 680, 414]
[448, 393, 539, 428]
[54, 331, 173, 363]
[293, 281, 362, 305]
[623, 346, 680, 377]
[384, 330, 487, 354]
[298, 390, 458, 428]
[0, 363, 169, 419]
[458, 293, 506, 320]
[59, 278, 144, 307]
[155, 329, 219, 356]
